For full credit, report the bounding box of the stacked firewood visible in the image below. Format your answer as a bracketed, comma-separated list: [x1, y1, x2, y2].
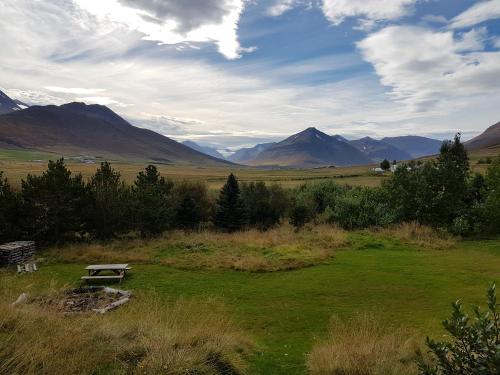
[0, 241, 36, 265]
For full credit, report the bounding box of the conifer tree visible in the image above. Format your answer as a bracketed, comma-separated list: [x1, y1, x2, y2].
[0, 172, 21, 242]
[21, 158, 88, 243]
[132, 165, 174, 236]
[87, 161, 130, 239]
[214, 173, 245, 232]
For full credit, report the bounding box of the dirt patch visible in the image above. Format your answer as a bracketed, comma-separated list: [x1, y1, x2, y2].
[31, 286, 130, 313]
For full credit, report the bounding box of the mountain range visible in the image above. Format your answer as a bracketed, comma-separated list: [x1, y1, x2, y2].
[0, 89, 498, 168]
[0, 90, 27, 115]
[182, 141, 226, 160]
[0, 99, 231, 166]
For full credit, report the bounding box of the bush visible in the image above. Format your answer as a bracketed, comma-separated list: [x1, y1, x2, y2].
[418, 284, 500, 374]
[479, 156, 500, 235]
[241, 182, 288, 230]
[380, 159, 391, 171]
[326, 187, 396, 230]
[172, 180, 211, 230]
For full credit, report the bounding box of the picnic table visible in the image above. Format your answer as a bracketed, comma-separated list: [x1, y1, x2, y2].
[81, 264, 131, 283]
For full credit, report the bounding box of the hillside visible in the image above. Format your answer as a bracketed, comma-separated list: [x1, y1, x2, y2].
[228, 142, 276, 164]
[350, 137, 412, 162]
[381, 135, 443, 158]
[182, 141, 226, 160]
[0, 102, 232, 166]
[250, 127, 372, 168]
[0, 89, 24, 115]
[465, 122, 500, 150]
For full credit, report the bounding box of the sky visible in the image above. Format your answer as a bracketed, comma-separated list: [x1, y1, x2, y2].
[1, 0, 500, 153]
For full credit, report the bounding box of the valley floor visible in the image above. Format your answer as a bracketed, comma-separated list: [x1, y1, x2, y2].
[1, 228, 500, 374]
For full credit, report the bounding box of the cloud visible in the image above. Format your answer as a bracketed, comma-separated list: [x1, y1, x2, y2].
[357, 25, 500, 111]
[267, 0, 299, 16]
[322, 0, 419, 26]
[73, 0, 250, 59]
[46, 86, 106, 95]
[449, 0, 500, 29]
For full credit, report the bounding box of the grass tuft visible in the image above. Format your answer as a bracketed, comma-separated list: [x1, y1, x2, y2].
[307, 315, 420, 375]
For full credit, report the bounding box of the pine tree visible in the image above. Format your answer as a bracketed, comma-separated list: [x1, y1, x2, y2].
[87, 161, 130, 239]
[0, 172, 21, 242]
[132, 165, 174, 236]
[21, 158, 88, 243]
[214, 174, 245, 232]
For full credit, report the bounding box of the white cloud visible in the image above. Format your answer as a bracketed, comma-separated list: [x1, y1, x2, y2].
[322, 0, 419, 25]
[357, 25, 500, 112]
[267, 0, 299, 16]
[72, 0, 249, 59]
[455, 27, 488, 52]
[449, 0, 500, 29]
[46, 86, 105, 95]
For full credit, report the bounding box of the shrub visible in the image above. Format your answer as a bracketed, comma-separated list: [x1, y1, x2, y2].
[418, 284, 500, 374]
[380, 159, 391, 171]
[480, 156, 500, 235]
[172, 180, 211, 230]
[241, 181, 288, 230]
[326, 187, 396, 230]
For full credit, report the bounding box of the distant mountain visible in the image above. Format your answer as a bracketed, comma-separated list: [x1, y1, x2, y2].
[250, 127, 372, 168]
[227, 142, 276, 164]
[350, 136, 412, 162]
[0, 90, 24, 115]
[381, 136, 443, 158]
[182, 141, 226, 160]
[0, 102, 232, 166]
[465, 122, 500, 150]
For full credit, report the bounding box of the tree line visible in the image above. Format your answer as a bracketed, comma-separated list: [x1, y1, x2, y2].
[0, 134, 499, 245]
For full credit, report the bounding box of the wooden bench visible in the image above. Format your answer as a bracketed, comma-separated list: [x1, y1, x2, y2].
[81, 275, 124, 281]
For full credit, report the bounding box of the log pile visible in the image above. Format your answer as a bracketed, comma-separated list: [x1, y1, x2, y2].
[0, 241, 36, 265]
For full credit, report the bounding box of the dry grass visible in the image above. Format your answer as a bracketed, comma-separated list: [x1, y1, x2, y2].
[44, 225, 348, 272]
[0, 292, 252, 375]
[307, 315, 420, 375]
[376, 222, 456, 250]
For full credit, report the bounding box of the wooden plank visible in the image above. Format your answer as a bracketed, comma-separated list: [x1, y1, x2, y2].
[85, 264, 129, 270]
[81, 275, 123, 280]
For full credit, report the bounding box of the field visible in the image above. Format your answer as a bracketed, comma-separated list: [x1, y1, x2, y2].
[0, 149, 389, 189]
[2, 225, 499, 374]
[2, 147, 498, 191]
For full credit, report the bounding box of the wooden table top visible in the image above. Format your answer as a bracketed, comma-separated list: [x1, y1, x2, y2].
[85, 264, 129, 270]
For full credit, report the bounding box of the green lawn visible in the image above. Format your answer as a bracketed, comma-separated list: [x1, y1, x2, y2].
[2, 235, 500, 374]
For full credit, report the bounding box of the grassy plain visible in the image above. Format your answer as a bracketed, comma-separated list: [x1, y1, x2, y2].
[0, 149, 387, 189]
[2, 147, 498, 191]
[1, 226, 499, 374]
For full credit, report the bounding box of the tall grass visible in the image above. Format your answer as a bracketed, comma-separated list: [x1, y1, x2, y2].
[307, 315, 420, 375]
[0, 294, 252, 375]
[44, 224, 348, 272]
[377, 222, 456, 249]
